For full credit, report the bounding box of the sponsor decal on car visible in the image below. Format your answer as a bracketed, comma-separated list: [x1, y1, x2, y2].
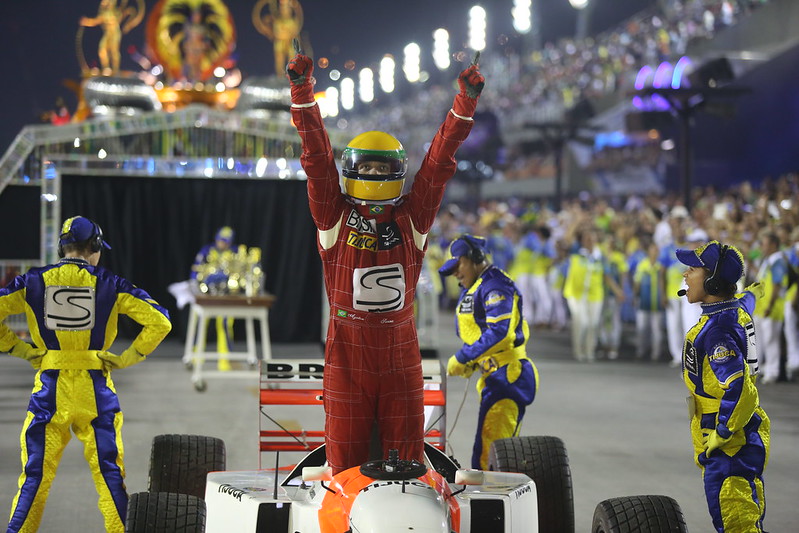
[264, 362, 324, 380]
[359, 480, 434, 493]
[512, 484, 532, 499]
[218, 484, 246, 501]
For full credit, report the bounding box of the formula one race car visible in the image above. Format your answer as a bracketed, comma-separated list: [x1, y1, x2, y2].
[123, 359, 688, 532]
[127, 434, 687, 533]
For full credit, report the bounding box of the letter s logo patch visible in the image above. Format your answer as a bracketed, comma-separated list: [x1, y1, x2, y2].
[352, 263, 405, 312]
[44, 286, 96, 330]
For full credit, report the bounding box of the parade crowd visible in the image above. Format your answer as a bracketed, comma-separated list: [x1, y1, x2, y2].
[429, 173, 799, 383]
[342, 0, 771, 169]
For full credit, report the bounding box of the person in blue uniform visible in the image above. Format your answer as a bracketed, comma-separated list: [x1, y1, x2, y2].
[0, 216, 172, 533]
[440, 234, 538, 470]
[677, 239, 769, 533]
[191, 226, 235, 370]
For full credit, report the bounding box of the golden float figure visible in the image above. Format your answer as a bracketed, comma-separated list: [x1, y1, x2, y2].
[78, 0, 145, 75]
[252, 0, 304, 76]
[146, 0, 236, 83]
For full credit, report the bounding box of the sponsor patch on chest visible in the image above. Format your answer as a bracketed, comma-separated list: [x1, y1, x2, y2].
[683, 339, 699, 375]
[345, 221, 403, 252]
[377, 221, 402, 249]
[347, 230, 378, 251]
[352, 263, 406, 312]
[346, 209, 377, 234]
[459, 294, 474, 314]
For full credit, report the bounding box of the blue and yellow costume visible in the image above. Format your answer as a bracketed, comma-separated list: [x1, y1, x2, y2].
[451, 264, 538, 470]
[191, 226, 235, 370]
[677, 241, 769, 533]
[683, 292, 769, 532]
[0, 216, 171, 533]
[634, 256, 664, 312]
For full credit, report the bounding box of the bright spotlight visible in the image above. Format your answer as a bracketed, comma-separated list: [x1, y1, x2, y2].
[341, 77, 355, 110]
[433, 29, 450, 70]
[326, 87, 340, 117]
[379, 55, 396, 93]
[359, 68, 374, 103]
[403, 42, 421, 83]
[469, 6, 487, 51]
[513, 0, 532, 34]
[568, 0, 590, 9]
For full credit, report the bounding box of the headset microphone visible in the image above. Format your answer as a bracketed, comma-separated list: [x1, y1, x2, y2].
[677, 289, 687, 297]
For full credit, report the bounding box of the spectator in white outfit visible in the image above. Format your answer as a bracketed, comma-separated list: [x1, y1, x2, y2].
[784, 231, 799, 380]
[563, 229, 623, 362]
[659, 225, 688, 367]
[755, 231, 788, 384]
[634, 241, 665, 361]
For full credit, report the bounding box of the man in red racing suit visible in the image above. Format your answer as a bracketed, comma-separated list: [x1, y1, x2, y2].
[287, 51, 484, 473]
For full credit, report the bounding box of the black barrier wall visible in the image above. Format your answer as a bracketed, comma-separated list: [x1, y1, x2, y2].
[60, 176, 322, 343]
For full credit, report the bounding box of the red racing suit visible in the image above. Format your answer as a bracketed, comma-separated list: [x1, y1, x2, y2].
[291, 81, 478, 474]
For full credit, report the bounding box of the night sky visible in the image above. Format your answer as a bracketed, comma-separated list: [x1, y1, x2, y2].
[0, 0, 654, 151]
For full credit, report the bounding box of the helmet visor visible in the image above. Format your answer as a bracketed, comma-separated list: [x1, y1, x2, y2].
[343, 176, 405, 202]
[341, 148, 408, 180]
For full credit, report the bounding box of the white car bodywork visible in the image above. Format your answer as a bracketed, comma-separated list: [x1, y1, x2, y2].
[205, 445, 538, 533]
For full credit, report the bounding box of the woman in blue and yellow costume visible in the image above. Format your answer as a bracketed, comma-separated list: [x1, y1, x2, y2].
[677, 240, 769, 533]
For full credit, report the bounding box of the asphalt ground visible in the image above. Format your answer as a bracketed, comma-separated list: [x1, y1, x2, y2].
[1, 315, 797, 533]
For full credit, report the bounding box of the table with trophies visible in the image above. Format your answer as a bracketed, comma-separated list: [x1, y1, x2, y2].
[182, 245, 276, 391]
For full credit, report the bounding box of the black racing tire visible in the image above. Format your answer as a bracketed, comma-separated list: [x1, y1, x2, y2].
[592, 495, 688, 533]
[125, 492, 205, 533]
[488, 436, 574, 533]
[148, 434, 226, 499]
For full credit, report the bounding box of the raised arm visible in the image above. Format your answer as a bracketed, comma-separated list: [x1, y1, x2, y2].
[287, 49, 345, 230]
[405, 61, 485, 236]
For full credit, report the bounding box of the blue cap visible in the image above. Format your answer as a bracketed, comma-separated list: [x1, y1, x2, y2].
[676, 240, 744, 286]
[439, 235, 487, 275]
[59, 216, 111, 250]
[216, 226, 234, 243]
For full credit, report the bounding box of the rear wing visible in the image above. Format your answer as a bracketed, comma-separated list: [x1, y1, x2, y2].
[259, 358, 446, 468]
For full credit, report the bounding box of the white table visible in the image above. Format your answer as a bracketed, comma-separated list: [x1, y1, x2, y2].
[182, 294, 276, 391]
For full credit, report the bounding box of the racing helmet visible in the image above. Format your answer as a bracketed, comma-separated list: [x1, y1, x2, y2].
[341, 131, 408, 204]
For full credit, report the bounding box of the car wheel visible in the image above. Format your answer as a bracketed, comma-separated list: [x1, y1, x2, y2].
[488, 435, 574, 533]
[592, 495, 687, 533]
[148, 434, 226, 499]
[125, 492, 205, 533]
